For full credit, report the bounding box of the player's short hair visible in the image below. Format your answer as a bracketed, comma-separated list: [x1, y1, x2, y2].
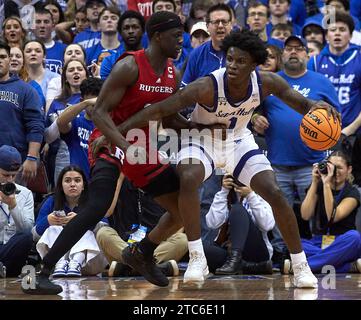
[221, 29, 268, 65]
[146, 11, 183, 39]
[118, 10, 146, 33]
[80, 77, 103, 97]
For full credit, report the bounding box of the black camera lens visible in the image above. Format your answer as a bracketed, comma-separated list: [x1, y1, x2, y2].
[318, 161, 328, 175]
[0, 183, 16, 196]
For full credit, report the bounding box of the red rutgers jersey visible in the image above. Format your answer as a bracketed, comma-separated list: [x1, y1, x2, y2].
[89, 49, 177, 187]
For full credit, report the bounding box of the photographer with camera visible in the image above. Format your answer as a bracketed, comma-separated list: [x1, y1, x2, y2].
[204, 173, 275, 275]
[0, 145, 34, 277]
[283, 150, 361, 274]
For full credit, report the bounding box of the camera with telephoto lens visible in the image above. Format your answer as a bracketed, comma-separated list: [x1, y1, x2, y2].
[0, 182, 17, 196]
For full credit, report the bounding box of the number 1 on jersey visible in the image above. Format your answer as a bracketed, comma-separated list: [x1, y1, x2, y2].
[229, 117, 237, 129]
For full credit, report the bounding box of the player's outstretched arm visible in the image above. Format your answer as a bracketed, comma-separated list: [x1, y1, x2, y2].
[261, 72, 340, 121]
[92, 56, 139, 151]
[118, 77, 213, 133]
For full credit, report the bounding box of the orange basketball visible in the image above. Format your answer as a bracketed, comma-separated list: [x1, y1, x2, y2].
[299, 109, 341, 151]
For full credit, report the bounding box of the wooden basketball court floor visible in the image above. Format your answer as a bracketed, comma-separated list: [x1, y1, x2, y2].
[1, 273, 360, 300]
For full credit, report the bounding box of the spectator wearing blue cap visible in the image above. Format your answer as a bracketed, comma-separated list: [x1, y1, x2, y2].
[0, 145, 34, 277]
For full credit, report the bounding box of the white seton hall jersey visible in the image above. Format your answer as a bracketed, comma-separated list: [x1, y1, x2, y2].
[190, 67, 262, 139]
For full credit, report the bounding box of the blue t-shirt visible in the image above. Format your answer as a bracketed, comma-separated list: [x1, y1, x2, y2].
[85, 42, 124, 66]
[100, 50, 122, 80]
[60, 112, 94, 179]
[73, 28, 101, 50]
[29, 79, 46, 109]
[308, 44, 361, 133]
[46, 93, 81, 153]
[263, 70, 340, 166]
[46, 93, 81, 128]
[182, 41, 225, 86]
[45, 41, 66, 75]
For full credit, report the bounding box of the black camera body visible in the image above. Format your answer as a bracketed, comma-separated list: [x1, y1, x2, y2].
[0, 182, 17, 196]
[318, 160, 336, 176]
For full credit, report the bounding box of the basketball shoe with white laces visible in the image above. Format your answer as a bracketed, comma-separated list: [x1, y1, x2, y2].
[292, 261, 318, 288]
[184, 250, 209, 283]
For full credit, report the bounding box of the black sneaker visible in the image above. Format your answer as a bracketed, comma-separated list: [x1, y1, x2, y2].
[108, 261, 133, 277]
[122, 244, 169, 287]
[22, 273, 63, 295]
[158, 260, 179, 277]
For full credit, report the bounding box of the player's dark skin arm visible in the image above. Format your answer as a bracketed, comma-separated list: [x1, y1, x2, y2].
[118, 77, 215, 133]
[92, 56, 139, 151]
[261, 71, 340, 121]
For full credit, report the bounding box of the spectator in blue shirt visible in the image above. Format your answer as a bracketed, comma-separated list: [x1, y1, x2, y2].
[0, 41, 44, 180]
[56, 77, 103, 179]
[34, 7, 66, 75]
[182, 3, 233, 87]
[308, 11, 361, 136]
[73, 0, 106, 49]
[268, 0, 302, 35]
[85, 7, 123, 67]
[34, 165, 108, 277]
[100, 10, 145, 80]
[44, 59, 89, 186]
[55, 7, 90, 44]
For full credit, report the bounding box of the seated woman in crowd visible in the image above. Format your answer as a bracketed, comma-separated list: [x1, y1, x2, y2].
[204, 174, 275, 275]
[283, 151, 361, 274]
[33, 165, 107, 277]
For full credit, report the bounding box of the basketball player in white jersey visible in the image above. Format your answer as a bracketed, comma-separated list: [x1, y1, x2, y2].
[117, 29, 340, 288]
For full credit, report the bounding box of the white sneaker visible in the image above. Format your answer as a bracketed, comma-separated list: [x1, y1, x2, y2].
[184, 251, 209, 283]
[349, 258, 361, 273]
[67, 260, 82, 277]
[292, 261, 318, 288]
[53, 260, 69, 277]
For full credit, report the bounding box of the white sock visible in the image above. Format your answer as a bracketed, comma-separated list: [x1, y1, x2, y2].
[188, 239, 204, 256]
[71, 252, 86, 266]
[290, 251, 307, 265]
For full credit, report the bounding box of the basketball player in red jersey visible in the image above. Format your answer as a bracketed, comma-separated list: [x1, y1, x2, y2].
[22, 11, 193, 295]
